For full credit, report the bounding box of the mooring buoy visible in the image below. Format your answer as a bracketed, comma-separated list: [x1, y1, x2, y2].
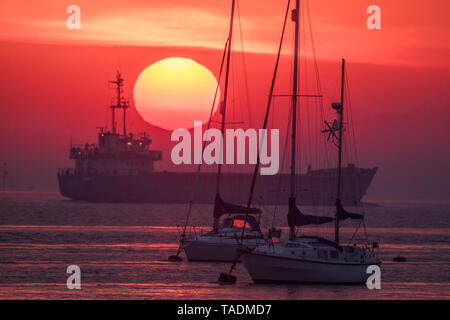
[218, 273, 236, 284]
[393, 255, 406, 262]
[168, 255, 183, 262]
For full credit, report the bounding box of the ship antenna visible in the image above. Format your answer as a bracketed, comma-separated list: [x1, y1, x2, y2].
[212, 0, 235, 232]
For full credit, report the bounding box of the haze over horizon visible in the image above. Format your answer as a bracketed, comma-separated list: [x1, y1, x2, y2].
[1, 0, 449, 202]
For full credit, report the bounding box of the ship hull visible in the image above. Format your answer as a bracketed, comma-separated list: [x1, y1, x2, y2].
[58, 169, 376, 206]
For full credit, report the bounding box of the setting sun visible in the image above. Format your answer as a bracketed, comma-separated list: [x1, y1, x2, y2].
[133, 57, 219, 131]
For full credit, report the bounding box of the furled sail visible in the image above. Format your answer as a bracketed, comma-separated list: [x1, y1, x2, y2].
[336, 199, 363, 220]
[287, 198, 333, 227]
[213, 194, 262, 218]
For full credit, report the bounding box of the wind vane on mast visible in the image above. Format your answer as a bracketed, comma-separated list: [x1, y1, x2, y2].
[321, 119, 340, 142]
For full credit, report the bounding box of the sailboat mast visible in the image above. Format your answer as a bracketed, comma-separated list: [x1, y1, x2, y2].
[335, 58, 345, 244]
[289, 0, 300, 241]
[213, 0, 235, 231]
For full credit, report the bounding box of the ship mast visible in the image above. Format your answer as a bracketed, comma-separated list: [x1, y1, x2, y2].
[334, 58, 345, 244]
[109, 71, 129, 135]
[289, 0, 300, 241]
[213, 0, 235, 232]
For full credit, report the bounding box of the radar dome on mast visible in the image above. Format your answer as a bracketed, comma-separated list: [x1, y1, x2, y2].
[332, 102, 342, 110]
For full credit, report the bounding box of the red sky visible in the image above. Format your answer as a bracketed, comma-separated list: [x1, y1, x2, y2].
[0, 0, 449, 201]
[2, 0, 449, 67]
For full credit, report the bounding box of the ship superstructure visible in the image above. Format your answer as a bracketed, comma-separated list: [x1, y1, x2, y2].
[59, 72, 161, 182]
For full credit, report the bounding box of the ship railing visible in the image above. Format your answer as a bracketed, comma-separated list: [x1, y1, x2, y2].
[176, 225, 263, 242]
[349, 240, 381, 259]
[58, 169, 154, 177]
[176, 225, 206, 239]
[70, 145, 98, 159]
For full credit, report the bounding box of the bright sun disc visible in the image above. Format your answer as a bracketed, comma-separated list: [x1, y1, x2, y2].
[133, 57, 219, 131]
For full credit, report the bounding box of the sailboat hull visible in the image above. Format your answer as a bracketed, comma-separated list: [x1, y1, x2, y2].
[241, 252, 379, 284]
[183, 240, 240, 262]
[182, 238, 266, 262]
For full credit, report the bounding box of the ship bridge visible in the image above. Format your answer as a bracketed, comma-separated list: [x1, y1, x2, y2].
[61, 72, 162, 178]
[67, 129, 162, 177]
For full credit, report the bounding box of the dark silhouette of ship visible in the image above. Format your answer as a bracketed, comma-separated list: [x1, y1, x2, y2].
[57, 73, 377, 206]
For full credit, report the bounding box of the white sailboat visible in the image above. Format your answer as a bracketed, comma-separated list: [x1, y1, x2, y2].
[239, 0, 381, 284]
[169, 0, 267, 262]
[182, 207, 266, 262]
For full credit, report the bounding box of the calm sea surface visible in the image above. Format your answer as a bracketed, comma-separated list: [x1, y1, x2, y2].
[0, 191, 449, 299]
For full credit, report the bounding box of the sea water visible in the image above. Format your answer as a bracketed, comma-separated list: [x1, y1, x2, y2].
[0, 191, 448, 299]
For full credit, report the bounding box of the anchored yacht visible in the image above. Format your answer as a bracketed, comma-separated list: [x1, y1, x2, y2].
[240, 236, 379, 283]
[170, 0, 272, 263]
[182, 211, 267, 262]
[238, 0, 380, 284]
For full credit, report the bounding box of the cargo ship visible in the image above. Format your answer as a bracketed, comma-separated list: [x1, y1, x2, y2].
[57, 73, 377, 206]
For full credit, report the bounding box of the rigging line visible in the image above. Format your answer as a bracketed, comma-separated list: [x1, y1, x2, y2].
[290, 6, 299, 198]
[345, 67, 365, 216]
[237, 0, 272, 206]
[176, 39, 229, 248]
[287, 17, 295, 177]
[292, 0, 301, 204]
[270, 0, 294, 231]
[210, 120, 243, 125]
[225, 0, 292, 278]
[362, 218, 369, 244]
[305, 0, 321, 163]
[282, 106, 293, 177]
[306, 0, 332, 210]
[342, 69, 367, 242]
[268, 91, 277, 225]
[296, 97, 301, 196]
[305, 0, 326, 168]
[236, 0, 253, 128]
[300, 0, 315, 210]
[296, 4, 304, 199]
[239, 0, 291, 232]
[269, 99, 280, 227]
[271, 205, 278, 228]
[269, 97, 292, 228]
[230, 51, 242, 199]
[302, 0, 322, 213]
[350, 219, 363, 243]
[274, 100, 293, 225]
[215, 0, 236, 195]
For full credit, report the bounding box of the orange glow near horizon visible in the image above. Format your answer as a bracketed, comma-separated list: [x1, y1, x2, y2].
[133, 57, 219, 130]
